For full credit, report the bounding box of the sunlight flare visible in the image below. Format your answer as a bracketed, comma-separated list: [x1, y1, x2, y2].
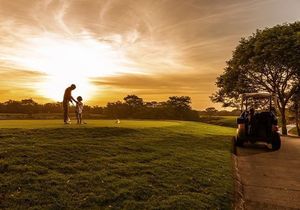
[7, 33, 137, 101]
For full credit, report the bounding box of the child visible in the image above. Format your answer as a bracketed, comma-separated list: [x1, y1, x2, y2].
[75, 96, 84, 124]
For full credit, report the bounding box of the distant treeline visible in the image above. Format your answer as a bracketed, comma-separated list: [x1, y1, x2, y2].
[0, 99, 103, 115]
[199, 107, 240, 116]
[0, 95, 199, 121]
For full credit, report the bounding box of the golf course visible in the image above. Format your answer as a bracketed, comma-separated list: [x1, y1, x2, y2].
[0, 120, 235, 209]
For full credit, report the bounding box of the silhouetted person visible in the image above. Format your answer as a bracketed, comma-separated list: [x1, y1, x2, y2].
[63, 84, 76, 124]
[248, 107, 255, 135]
[75, 96, 84, 124]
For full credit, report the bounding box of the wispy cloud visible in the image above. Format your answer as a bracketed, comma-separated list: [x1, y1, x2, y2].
[0, 0, 299, 108]
[92, 72, 216, 94]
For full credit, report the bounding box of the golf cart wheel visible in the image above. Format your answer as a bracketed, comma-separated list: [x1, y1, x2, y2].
[235, 136, 244, 147]
[271, 133, 281, 150]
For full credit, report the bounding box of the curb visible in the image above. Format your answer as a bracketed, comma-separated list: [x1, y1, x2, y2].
[232, 154, 245, 210]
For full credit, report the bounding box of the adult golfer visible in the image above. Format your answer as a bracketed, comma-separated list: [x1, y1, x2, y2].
[63, 84, 77, 124]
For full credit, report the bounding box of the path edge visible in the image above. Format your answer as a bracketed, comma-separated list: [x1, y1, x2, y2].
[232, 154, 245, 210]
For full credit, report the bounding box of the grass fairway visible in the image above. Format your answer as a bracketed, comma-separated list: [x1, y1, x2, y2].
[290, 127, 299, 136]
[0, 120, 235, 209]
[198, 116, 237, 128]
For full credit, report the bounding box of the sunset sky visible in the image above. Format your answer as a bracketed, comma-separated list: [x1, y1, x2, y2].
[0, 0, 300, 109]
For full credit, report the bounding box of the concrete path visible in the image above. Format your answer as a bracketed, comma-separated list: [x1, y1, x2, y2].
[236, 136, 300, 209]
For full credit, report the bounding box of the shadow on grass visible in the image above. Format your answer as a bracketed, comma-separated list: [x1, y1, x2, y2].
[0, 126, 233, 209]
[0, 127, 140, 139]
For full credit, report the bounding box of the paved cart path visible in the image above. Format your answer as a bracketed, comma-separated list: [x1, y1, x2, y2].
[236, 136, 300, 209]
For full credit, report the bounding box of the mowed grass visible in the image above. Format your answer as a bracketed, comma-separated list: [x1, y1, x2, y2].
[290, 127, 299, 136]
[0, 120, 235, 209]
[0, 120, 181, 129]
[198, 116, 237, 128]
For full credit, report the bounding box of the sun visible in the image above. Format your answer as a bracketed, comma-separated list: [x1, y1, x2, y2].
[10, 33, 137, 102]
[36, 75, 95, 102]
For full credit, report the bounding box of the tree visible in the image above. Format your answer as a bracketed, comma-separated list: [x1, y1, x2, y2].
[44, 102, 62, 113]
[122, 95, 144, 118]
[3, 100, 23, 113]
[212, 22, 300, 135]
[166, 96, 192, 110]
[165, 96, 193, 120]
[21, 99, 38, 106]
[104, 101, 130, 118]
[124, 95, 143, 108]
[205, 107, 218, 116]
[290, 86, 300, 136]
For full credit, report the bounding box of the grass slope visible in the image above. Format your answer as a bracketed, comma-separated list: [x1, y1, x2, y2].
[290, 127, 299, 136]
[198, 116, 237, 128]
[0, 120, 235, 209]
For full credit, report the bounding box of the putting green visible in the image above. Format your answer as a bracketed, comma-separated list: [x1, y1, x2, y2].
[0, 119, 182, 129]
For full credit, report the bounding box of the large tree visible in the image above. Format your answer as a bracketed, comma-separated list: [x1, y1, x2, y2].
[212, 22, 300, 135]
[290, 86, 300, 136]
[124, 95, 144, 108]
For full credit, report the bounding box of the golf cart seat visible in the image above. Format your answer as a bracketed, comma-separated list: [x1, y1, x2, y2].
[250, 112, 273, 138]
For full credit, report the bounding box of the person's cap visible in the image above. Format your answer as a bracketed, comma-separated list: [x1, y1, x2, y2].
[77, 96, 82, 101]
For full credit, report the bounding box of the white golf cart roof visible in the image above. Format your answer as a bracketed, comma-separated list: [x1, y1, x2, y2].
[242, 92, 273, 98]
[240, 92, 277, 112]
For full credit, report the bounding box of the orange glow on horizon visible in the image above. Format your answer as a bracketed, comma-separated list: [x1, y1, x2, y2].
[0, 0, 300, 109]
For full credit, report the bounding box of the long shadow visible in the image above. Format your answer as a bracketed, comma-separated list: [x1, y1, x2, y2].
[0, 127, 140, 140]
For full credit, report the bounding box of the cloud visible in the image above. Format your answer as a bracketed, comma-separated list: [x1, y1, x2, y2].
[0, 68, 48, 102]
[0, 68, 46, 86]
[92, 72, 216, 94]
[0, 0, 300, 108]
[90, 72, 219, 108]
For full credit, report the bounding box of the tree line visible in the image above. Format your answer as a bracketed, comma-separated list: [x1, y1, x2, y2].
[0, 99, 104, 115]
[199, 107, 241, 116]
[0, 95, 199, 121]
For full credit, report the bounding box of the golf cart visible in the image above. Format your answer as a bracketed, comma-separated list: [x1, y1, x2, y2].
[234, 92, 281, 150]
